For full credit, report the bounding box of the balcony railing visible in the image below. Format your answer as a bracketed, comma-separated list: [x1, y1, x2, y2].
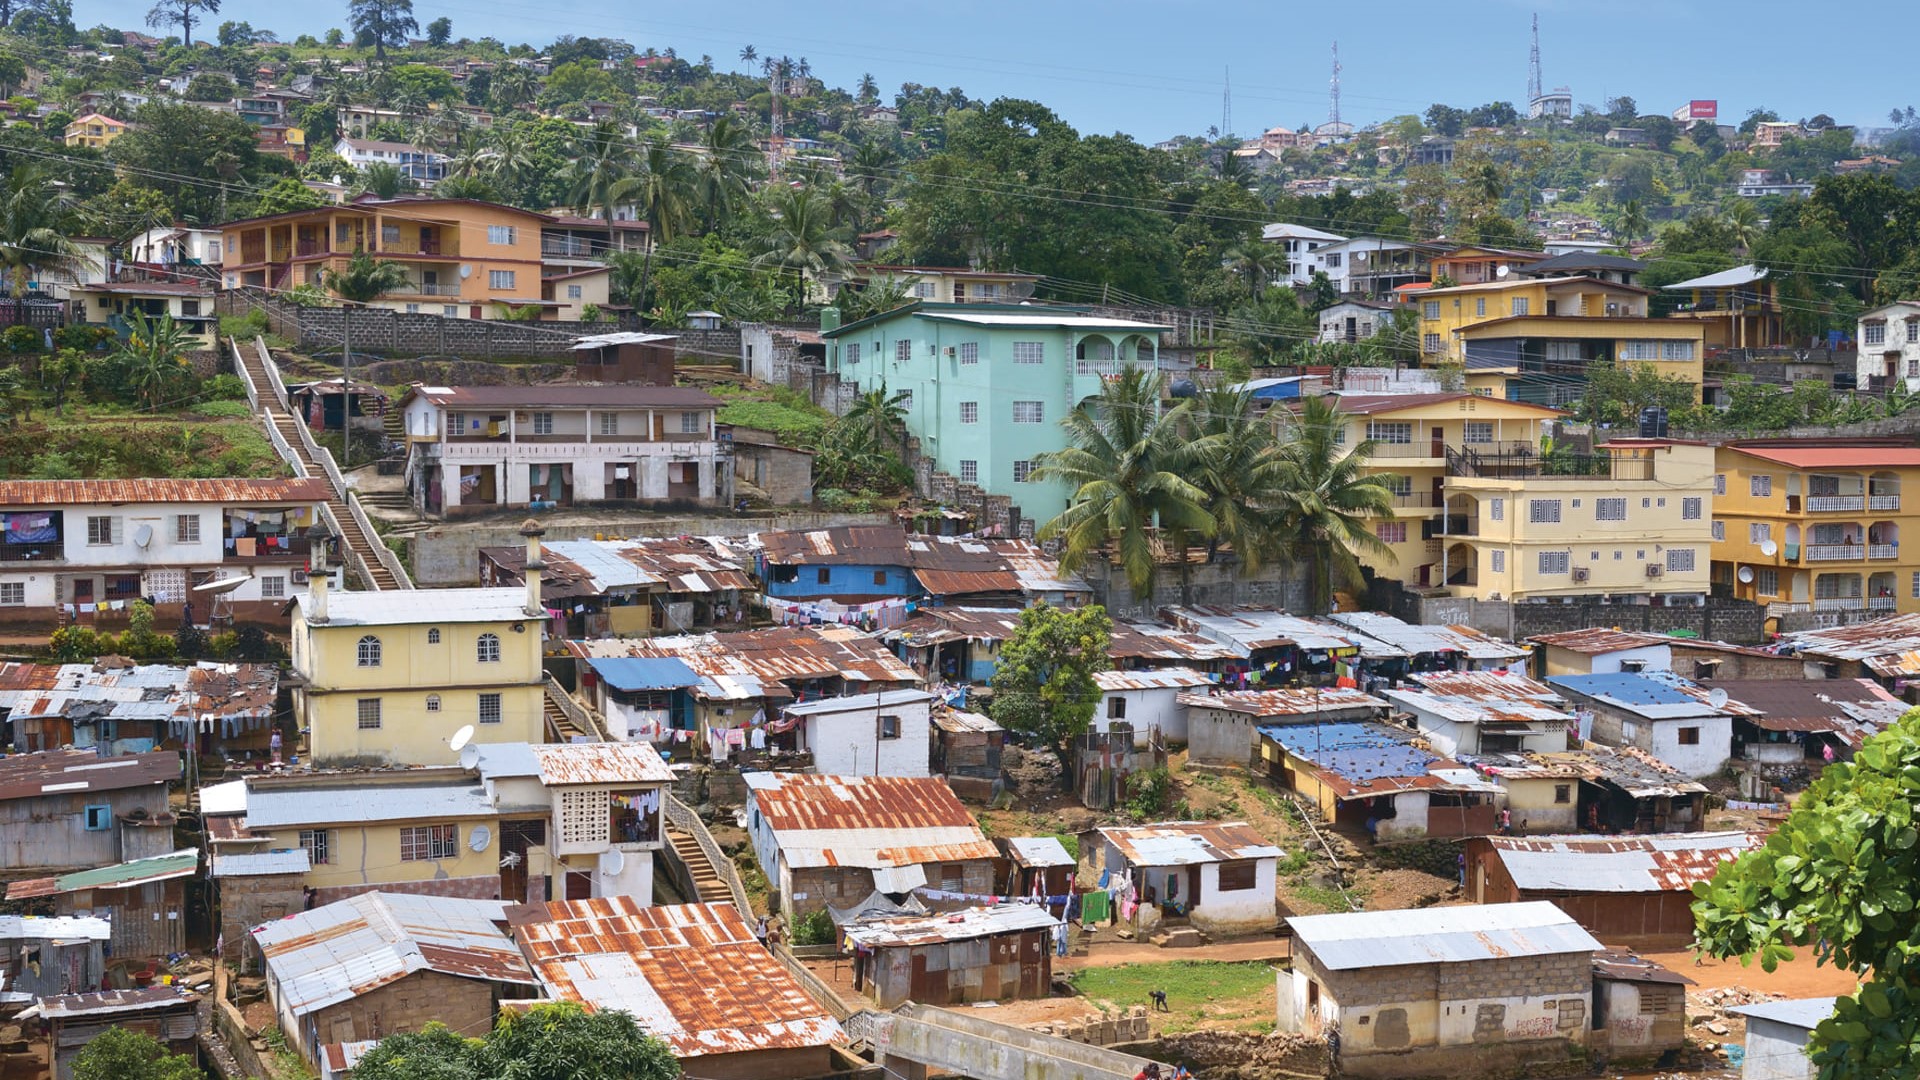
[1391, 492, 1438, 509]
[1814, 597, 1865, 612]
[1871, 495, 1902, 511]
[1807, 495, 1866, 512]
[542, 239, 598, 258]
[1446, 446, 1655, 482]
[1805, 544, 1866, 561]
[1870, 596, 1899, 611]
[400, 282, 462, 296]
[1767, 601, 1811, 614]
[1870, 544, 1900, 560]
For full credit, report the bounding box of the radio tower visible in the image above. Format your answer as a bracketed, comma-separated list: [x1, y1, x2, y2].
[1221, 66, 1231, 138]
[1527, 13, 1543, 104]
[1328, 41, 1342, 127]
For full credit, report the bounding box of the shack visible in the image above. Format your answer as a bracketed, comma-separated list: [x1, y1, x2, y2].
[781, 689, 936, 777]
[480, 536, 752, 637]
[1001, 836, 1075, 897]
[576, 656, 701, 745]
[1727, 997, 1837, 1080]
[1591, 950, 1692, 1066]
[0, 749, 178, 873]
[883, 606, 1024, 683]
[1463, 832, 1764, 944]
[1257, 721, 1500, 840]
[1093, 668, 1210, 746]
[929, 709, 1004, 801]
[210, 849, 311, 973]
[1093, 821, 1281, 936]
[43, 987, 200, 1080]
[1529, 629, 1673, 678]
[841, 904, 1058, 1008]
[1181, 687, 1385, 767]
[6, 849, 199, 964]
[1549, 671, 1742, 777]
[0, 916, 108, 998]
[1280, 901, 1602, 1079]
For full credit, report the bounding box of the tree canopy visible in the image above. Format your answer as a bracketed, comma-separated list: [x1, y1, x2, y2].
[352, 1003, 680, 1080]
[988, 604, 1114, 773]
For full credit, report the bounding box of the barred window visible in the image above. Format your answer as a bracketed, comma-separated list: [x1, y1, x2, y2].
[1667, 548, 1696, 573]
[959, 342, 979, 365]
[478, 692, 502, 724]
[1012, 401, 1044, 424]
[1012, 341, 1044, 364]
[357, 635, 382, 667]
[400, 824, 457, 861]
[959, 402, 979, 424]
[1596, 498, 1627, 521]
[1530, 499, 1562, 524]
[1682, 497, 1702, 520]
[356, 698, 381, 729]
[1538, 551, 1569, 574]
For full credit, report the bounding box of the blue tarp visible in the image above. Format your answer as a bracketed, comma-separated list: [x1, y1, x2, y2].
[585, 656, 702, 692]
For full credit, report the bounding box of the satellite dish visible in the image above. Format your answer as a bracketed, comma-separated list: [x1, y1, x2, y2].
[1707, 688, 1730, 710]
[1760, 539, 1778, 556]
[1737, 566, 1755, 584]
[458, 264, 473, 279]
[194, 575, 250, 594]
[468, 824, 491, 852]
[132, 524, 153, 548]
[1496, 264, 1511, 278]
[459, 744, 479, 771]
[1353, 250, 1368, 262]
[448, 724, 475, 752]
[599, 848, 626, 876]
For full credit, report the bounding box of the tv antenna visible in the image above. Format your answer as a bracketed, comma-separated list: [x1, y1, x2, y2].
[1328, 42, 1342, 128]
[1528, 13, 1543, 104]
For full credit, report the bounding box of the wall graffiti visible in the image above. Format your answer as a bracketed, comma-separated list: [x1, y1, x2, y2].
[1608, 1015, 1652, 1044]
[1509, 1016, 1557, 1039]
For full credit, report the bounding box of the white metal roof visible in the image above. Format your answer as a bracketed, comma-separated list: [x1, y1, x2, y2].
[1004, 836, 1075, 868]
[1261, 222, 1346, 243]
[1384, 688, 1570, 728]
[1327, 612, 1530, 661]
[1665, 263, 1768, 290]
[1099, 822, 1283, 866]
[1093, 668, 1212, 692]
[570, 331, 679, 349]
[302, 587, 532, 626]
[0, 915, 111, 941]
[210, 849, 312, 878]
[1486, 831, 1762, 893]
[245, 780, 494, 829]
[198, 778, 248, 816]
[1728, 997, 1839, 1031]
[1287, 901, 1601, 971]
[915, 312, 1170, 331]
[842, 904, 1058, 947]
[783, 689, 938, 716]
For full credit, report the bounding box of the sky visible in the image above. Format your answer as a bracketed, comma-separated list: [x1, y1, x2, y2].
[83, 0, 1919, 141]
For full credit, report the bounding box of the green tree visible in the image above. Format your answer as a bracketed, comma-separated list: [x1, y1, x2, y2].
[844, 382, 908, 457]
[1274, 397, 1395, 612]
[691, 114, 758, 229]
[424, 15, 450, 45]
[1031, 367, 1213, 601]
[480, 1002, 679, 1080]
[564, 120, 637, 225]
[749, 185, 854, 286]
[489, 64, 537, 111]
[1575, 362, 1698, 427]
[0, 164, 86, 304]
[349, 0, 417, 63]
[252, 175, 327, 216]
[0, 54, 24, 97]
[70, 1027, 198, 1080]
[1187, 384, 1291, 574]
[108, 102, 260, 222]
[1617, 199, 1649, 245]
[615, 136, 697, 244]
[114, 311, 194, 411]
[145, 0, 218, 47]
[388, 63, 456, 105]
[320, 251, 408, 460]
[988, 604, 1114, 775]
[542, 60, 618, 105]
[351, 1023, 478, 1080]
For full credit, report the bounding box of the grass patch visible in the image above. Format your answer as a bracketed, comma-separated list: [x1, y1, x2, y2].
[716, 399, 831, 444]
[1066, 961, 1277, 1034]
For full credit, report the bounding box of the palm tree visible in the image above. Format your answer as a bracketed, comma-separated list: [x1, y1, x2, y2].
[844, 383, 910, 457]
[0, 165, 86, 314]
[738, 44, 757, 66]
[444, 128, 493, 182]
[1031, 368, 1214, 602]
[483, 124, 536, 200]
[1223, 241, 1282, 300]
[691, 115, 758, 228]
[357, 162, 411, 198]
[839, 274, 917, 321]
[847, 141, 898, 205]
[565, 121, 639, 224]
[613, 136, 698, 243]
[748, 186, 855, 293]
[116, 311, 193, 412]
[1618, 199, 1649, 246]
[1273, 397, 1396, 612]
[1216, 150, 1253, 186]
[1724, 200, 1761, 254]
[489, 65, 537, 111]
[1187, 385, 1292, 573]
[857, 72, 878, 103]
[320, 251, 411, 462]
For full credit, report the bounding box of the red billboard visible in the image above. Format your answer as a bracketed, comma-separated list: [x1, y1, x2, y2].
[1688, 100, 1718, 120]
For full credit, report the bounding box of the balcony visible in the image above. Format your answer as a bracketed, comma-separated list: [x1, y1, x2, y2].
[1813, 597, 1865, 612]
[1390, 492, 1439, 510]
[542, 238, 598, 258]
[1871, 544, 1900, 560]
[1870, 596, 1899, 611]
[1767, 601, 1811, 615]
[1805, 544, 1866, 561]
[1446, 446, 1656, 482]
[397, 282, 463, 297]
[223, 536, 310, 562]
[1806, 495, 1865, 512]
[1871, 495, 1902, 511]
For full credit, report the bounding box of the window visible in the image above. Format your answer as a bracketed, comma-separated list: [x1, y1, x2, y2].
[912, 281, 935, 298]
[681, 412, 703, 434]
[83, 804, 111, 831]
[1323, 252, 1341, 268]
[479, 692, 502, 724]
[356, 698, 382, 729]
[597, 412, 620, 437]
[260, 575, 286, 600]
[1620, 340, 1660, 361]
[175, 514, 200, 544]
[1909, 318, 1920, 344]
[895, 339, 912, 363]
[1677, 727, 1701, 746]
[0, 582, 21, 606]
[1217, 860, 1258, 891]
[1539, 550, 1570, 574]
[1012, 341, 1044, 364]
[1683, 497, 1702, 520]
[844, 342, 861, 365]
[1715, 474, 1727, 496]
[959, 342, 979, 365]
[959, 401, 979, 424]
[381, 224, 401, 245]
[1422, 301, 1440, 320]
[1012, 401, 1044, 423]
[878, 714, 901, 740]
[1013, 460, 1034, 483]
[1530, 499, 1562, 524]
[1475, 298, 1486, 317]
[1865, 322, 1887, 346]
[1757, 568, 1779, 596]
[488, 269, 515, 290]
[1667, 548, 1697, 572]
[1749, 523, 1772, 545]
[356, 635, 382, 666]
[1662, 340, 1695, 361]
[427, 628, 441, 644]
[1511, 297, 1529, 316]
[404, 303, 420, 314]
[1108, 697, 1127, 719]
[1423, 333, 1442, 354]
[1490, 498, 1504, 521]
[897, 391, 912, 410]
[425, 694, 441, 712]
[1490, 550, 1505, 573]
[1366, 422, 1412, 443]
[1384, 475, 1413, 496]
[1712, 521, 1726, 541]
[299, 829, 331, 865]
[566, 284, 583, 300]
[1751, 475, 1772, 497]
[1464, 421, 1493, 444]
[531, 412, 554, 435]
[1596, 497, 1627, 521]
[86, 516, 115, 546]
[1375, 521, 1408, 544]
[816, 567, 831, 584]
[447, 412, 465, 435]
[487, 224, 516, 245]
[959, 460, 978, 483]
[1553, 784, 1571, 804]
[400, 825, 458, 861]
[477, 633, 501, 663]
[443, 305, 458, 316]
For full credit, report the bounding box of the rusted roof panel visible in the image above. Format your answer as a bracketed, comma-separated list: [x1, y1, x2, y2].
[1328, 612, 1531, 661]
[755, 528, 1086, 596]
[1163, 606, 1365, 655]
[566, 626, 920, 701]
[39, 986, 197, 1019]
[743, 773, 994, 869]
[1179, 687, 1384, 718]
[884, 607, 1025, 647]
[1486, 831, 1764, 893]
[1093, 667, 1213, 692]
[513, 898, 845, 1058]
[0, 478, 329, 506]
[1411, 670, 1566, 704]
[842, 904, 1057, 948]
[529, 741, 675, 786]
[6, 848, 198, 900]
[1288, 901, 1602, 971]
[0, 748, 178, 803]
[1592, 949, 1694, 986]
[1098, 821, 1283, 866]
[1107, 623, 1242, 663]
[911, 568, 1023, 596]
[1527, 628, 1670, 654]
[0, 662, 277, 729]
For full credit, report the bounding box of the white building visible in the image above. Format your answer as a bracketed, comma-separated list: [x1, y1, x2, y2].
[398, 385, 729, 515]
[1092, 668, 1210, 745]
[1260, 223, 1347, 287]
[332, 137, 448, 184]
[1727, 997, 1836, 1080]
[1095, 821, 1281, 936]
[1858, 301, 1920, 389]
[783, 690, 936, 777]
[1317, 299, 1394, 344]
[31, 237, 108, 298]
[468, 740, 672, 903]
[127, 225, 224, 269]
[1384, 682, 1572, 757]
[1529, 89, 1574, 119]
[1548, 671, 1737, 777]
[0, 478, 330, 629]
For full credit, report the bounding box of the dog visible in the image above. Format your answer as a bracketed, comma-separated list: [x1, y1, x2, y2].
[1148, 989, 1169, 1012]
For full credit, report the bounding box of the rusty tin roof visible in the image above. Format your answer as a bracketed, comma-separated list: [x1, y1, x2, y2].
[1484, 831, 1764, 893]
[1178, 687, 1385, 717]
[743, 773, 994, 870]
[567, 626, 920, 701]
[0, 748, 178, 802]
[529, 741, 674, 786]
[1098, 821, 1283, 866]
[0, 477, 329, 506]
[1527, 628, 1671, 654]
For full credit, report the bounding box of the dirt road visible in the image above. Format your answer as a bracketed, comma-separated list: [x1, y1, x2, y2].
[1057, 936, 1292, 970]
[1631, 943, 1862, 996]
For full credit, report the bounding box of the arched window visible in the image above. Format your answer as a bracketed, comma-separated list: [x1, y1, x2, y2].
[427, 628, 441, 644]
[476, 633, 501, 663]
[425, 694, 441, 712]
[356, 635, 382, 667]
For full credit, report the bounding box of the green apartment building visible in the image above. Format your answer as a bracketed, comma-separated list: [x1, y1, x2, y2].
[822, 303, 1171, 520]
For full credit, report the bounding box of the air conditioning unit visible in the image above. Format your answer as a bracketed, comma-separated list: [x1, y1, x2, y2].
[1571, 567, 1590, 583]
[944, 346, 956, 357]
[290, 569, 310, 584]
[1646, 563, 1664, 578]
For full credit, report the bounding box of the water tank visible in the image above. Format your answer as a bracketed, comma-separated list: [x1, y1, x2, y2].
[819, 306, 841, 332]
[1637, 406, 1669, 439]
[1168, 378, 1198, 399]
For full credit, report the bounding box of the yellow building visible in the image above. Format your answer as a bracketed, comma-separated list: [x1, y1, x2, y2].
[64, 113, 127, 149]
[290, 558, 547, 765]
[542, 266, 612, 321]
[1710, 442, 1920, 623]
[1326, 393, 1566, 588]
[220, 197, 555, 319]
[1442, 438, 1717, 602]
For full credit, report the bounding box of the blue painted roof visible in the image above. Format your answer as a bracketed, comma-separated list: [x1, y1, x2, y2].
[1257, 721, 1440, 787]
[585, 657, 701, 692]
[1548, 672, 1696, 705]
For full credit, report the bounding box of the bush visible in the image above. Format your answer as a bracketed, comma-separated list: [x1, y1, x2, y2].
[790, 908, 836, 946]
[173, 624, 209, 659]
[48, 625, 99, 661]
[201, 373, 248, 400]
[2, 325, 41, 354]
[195, 399, 250, 418]
[207, 631, 238, 659]
[218, 310, 270, 339]
[55, 324, 113, 351]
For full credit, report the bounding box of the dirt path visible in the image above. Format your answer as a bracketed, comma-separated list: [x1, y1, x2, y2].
[1059, 937, 1292, 970]
[1629, 943, 1862, 996]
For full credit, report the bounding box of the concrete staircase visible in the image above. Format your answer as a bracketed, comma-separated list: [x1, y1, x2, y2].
[666, 828, 732, 904]
[542, 681, 594, 742]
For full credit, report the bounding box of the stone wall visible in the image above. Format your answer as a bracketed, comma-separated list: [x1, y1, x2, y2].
[218, 874, 306, 974]
[1370, 581, 1764, 645]
[1082, 557, 1312, 622]
[306, 969, 496, 1058]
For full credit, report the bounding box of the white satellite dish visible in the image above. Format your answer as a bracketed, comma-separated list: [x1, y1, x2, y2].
[458, 264, 473, 279]
[459, 744, 480, 771]
[1707, 688, 1730, 710]
[1496, 264, 1511, 278]
[599, 848, 626, 876]
[448, 724, 476, 752]
[1738, 566, 1755, 584]
[132, 524, 153, 548]
[1760, 539, 1778, 556]
[194, 575, 250, 594]
[468, 824, 492, 852]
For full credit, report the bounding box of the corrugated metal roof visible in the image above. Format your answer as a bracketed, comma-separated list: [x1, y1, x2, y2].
[245, 779, 494, 829]
[1549, 671, 1742, 720]
[1728, 997, 1839, 1031]
[1327, 613, 1530, 661]
[198, 779, 249, 816]
[531, 742, 674, 785]
[255, 893, 536, 1018]
[1486, 831, 1763, 893]
[1288, 901, 1602, 971]
[584, 657, 703, 692]
[842, 904, 1058, 948]
[407, 384, 720, 408]
[755, 529, 1087, 597]
[39, 986, 196, 1019]
[488, 537, 755, 597]
[930, 709, 1002, 734]
[302, 587, 533, 626]
[1107, 623, 1242, 663]
[1528, 628, 1670, 654]
[1163, 606, 1369, 655]
[1258, 722, 1491, 799]
[567, 626, 921, 702]
[0, 478, 328, 506]
[1411, 670, 1566, 705]
[1099, 822, 1283, 866]
[743, 773, 994, 870]
[1093, 667, 1212, 692]
[784, 689, 937, 716]
[210, 849, 312, 878]
[1003, 836, 1074, 868]
[6, 849, 198, 899]
[513, 898, 845, 1059]
[1463, 746, 1708, 797]
[1784, 613, 1920, 664]
[1385, 687, 1571, 729]
[0, 915, 111, 941]
[0, 749, 178, 802]
[884, 607, 1025, 647]
[321, 1041, 378, 1074]
[1179, 687, 1384, 718]
[1591, 949, 1693, 986]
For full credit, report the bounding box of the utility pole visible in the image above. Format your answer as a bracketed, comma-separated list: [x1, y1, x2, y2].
[1527, 13, 1543, 105]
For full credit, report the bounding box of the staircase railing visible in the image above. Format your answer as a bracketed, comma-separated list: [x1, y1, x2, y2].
[543, 673, 605, 741]
[662, 792, 750, 913]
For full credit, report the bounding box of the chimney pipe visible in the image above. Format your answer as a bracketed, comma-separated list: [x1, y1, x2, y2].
[520, 518, 547, 618]
[307, 535, 331, 624]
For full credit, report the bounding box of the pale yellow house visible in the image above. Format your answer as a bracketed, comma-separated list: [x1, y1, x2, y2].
[1711, 441, 1920, 624]
[64, 113, 127, 149]
[842, 264, 1040, 305]
[289, 574, 546, 766]
[542, 266, 613, 321]
[1443, 439, 1717, 602]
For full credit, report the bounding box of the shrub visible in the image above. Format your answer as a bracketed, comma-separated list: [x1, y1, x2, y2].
[207, 631, 238, 659]
[195, 399, 250, 418]
[218, 310, 270, 339]
[55, 324, 112, 351]
[790, 908, 836, 946]
[201, 373, 248, 400]
[2, 325, 42, 354]
[48, 625, 99, 661]
[173, 624, 209, 659]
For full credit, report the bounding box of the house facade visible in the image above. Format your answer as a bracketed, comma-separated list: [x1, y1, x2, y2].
[1549, 672, 1737, 777]
[1260, 223, 1347, 286]
[842, 265, 1041, 305]
[0, 750, 178, 873]
[1662, 264, 1783, 351]
[1463, 831, 1763, 943]
[399, 384, 728, 515]
[332, 137, 449, 183]
[842, 905, 1058, 1008]
[1094, 822, 1281, 936]
[782, 690, 936, 777]
[823, 303, 1171, 519]
[1857, 301, 1920, 390]
[63, 113, 126, 149]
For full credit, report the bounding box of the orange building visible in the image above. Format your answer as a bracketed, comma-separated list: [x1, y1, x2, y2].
[220, 196, 559, 320]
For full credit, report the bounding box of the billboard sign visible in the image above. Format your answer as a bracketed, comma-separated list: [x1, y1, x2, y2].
[1689, 99, 1718, 120]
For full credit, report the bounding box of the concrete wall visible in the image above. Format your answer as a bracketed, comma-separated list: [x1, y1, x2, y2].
[218, 873, 306, 973]
[295, 969, 497, 1067]
[1187, 708, 1260, 768]
[1743, 1018, 1817, 1080]
[801, 701, 932, 777]
[1081, 555, 1310, 621]
[1593, 979, 1686, 1062]
[1373, 580, 1765, 645]
[1099, 686, 1192, 745]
